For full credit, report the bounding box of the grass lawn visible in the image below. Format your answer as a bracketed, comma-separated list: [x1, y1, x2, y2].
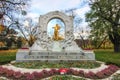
[0, 50, 17, 65]
[95, 49, 120, 67]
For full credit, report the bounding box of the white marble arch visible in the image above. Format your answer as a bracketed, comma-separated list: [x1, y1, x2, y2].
[39, 11, 73, 37]
[33, 11, 77, 50]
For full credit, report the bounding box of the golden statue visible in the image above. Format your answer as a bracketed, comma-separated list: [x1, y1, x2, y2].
[52, 24, 63, 41]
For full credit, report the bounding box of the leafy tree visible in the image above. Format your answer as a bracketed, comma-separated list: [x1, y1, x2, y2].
[16, 18, 38, 47]
[16, 37, 22, 48]
[0, 0, 28, 20]
[86, 0, 120, 52]
[0, 0, 29, 36]
[6, 38, 12, 48]
[0, 25, 17, 43]
[64, 8, 85, 47]
[0, 0, 30, 47]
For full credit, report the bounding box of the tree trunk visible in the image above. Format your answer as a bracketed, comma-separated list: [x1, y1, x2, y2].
[97, 36, 107, 49]
[114, 43, 120, 53]
[113, 33, 120, 53]
[79, 35, 85, 48]
[108, 30, 120, 53]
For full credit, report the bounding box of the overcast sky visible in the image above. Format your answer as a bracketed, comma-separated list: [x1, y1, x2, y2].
[25, 0, 90, 38]
[27, 0, 90, 21]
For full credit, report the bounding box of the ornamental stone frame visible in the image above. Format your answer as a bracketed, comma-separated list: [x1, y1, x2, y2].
[16, 11, 95, 61]
[39, 11, 73, 38]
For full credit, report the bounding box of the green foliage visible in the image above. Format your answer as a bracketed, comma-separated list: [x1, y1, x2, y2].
[13, 61, 100, 69]
[86, 0, 120, 52]
[16, 37, 22, 48]
[95, 49, 120, 67]
[6, 38, 12, 48]
[51, 75, 85, 80]
[112, 74, 120, 80]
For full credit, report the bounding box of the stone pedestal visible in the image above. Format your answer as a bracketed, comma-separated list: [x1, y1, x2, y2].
[16, 49, 95, 61]
[52, 41, 62, 52]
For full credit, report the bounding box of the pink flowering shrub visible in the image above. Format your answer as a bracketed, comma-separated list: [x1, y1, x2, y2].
[71, 70, 79, 76]
[26, 73, 35, 80]
[108, 65, 119, 72]
[85, 71, 96, 79]
[95, 65, 119, 79]
[48, 69, 58, 76]
[0, 67, 8, 75]
[66, 68, 73, 75]
[78, 70, 84, 77]
[96, 71, 105, 78]
[0, 66, 5, 75]
[13, 71, 22, 78]
[6, 69, 14, 77]
[41, 70, 50, 78]
[32, 71, 43, 79]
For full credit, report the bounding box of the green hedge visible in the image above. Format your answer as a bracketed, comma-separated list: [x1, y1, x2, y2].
[95, 49, 120, 67]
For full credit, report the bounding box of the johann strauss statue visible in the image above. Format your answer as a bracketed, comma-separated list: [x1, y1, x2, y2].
[52, 24, 63, 41]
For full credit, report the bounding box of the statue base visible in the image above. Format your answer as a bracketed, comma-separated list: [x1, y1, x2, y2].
[16, 41, 95, 62]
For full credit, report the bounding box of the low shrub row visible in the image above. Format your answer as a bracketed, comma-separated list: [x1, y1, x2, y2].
[51, 75, 85, 80]
[13, 61, 100, 69]
[0, 47, 8, 50]
[0, 65, 119, 80]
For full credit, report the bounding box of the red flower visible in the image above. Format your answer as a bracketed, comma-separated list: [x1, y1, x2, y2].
[59, 68, 68, 74]
[21, 48, 29, 49]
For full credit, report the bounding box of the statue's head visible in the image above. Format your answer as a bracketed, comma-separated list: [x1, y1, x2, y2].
[56, 24, 58, 26]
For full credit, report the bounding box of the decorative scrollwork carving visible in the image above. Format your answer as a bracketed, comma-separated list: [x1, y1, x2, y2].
[61, 31, 74, 48]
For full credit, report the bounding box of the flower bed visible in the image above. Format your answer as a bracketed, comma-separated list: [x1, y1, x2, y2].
[0, 65, 119, 80]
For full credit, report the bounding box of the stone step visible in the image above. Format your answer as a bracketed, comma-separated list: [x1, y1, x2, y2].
[23, 55, 92, 60]
[16, 50, 95, 62]
[29, 51, 85, 55]
[16, 59, 95, 62]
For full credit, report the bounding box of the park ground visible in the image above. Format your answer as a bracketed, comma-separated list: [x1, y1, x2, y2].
[0, 49, 120, 80]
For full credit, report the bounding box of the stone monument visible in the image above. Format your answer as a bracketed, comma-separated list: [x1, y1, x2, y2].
[16, 11, 95, 61]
